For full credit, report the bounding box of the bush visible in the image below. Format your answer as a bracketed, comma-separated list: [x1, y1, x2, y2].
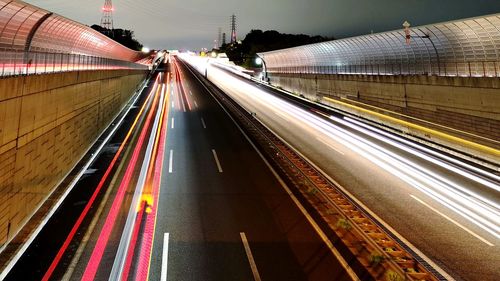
[336, 218, 352, 231]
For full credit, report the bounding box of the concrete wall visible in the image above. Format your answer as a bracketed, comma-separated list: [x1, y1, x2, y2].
[0, 69, 146, 245]
[269, 73, 500, 152]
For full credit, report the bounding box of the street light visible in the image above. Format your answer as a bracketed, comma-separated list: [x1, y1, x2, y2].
[255, 54, 268, 82]
[402, 21, 441, 75]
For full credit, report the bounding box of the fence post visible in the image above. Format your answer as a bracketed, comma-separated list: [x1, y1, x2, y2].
[13, 51, 18, 75]
[52, 53, 56, 73]
[1, 51, 5, 76]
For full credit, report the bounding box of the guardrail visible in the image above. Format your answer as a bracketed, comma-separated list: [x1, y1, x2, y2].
[184, 59, 444, 281]
[0, 48, 148, 78]
[268, 60, 500, 78]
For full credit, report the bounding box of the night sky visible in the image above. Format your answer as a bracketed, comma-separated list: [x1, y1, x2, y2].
[24, 0, 500, 50]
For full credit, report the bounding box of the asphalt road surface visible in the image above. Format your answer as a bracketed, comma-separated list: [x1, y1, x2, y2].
[146, 59, 358, 281]
[186, 57, 500, 281]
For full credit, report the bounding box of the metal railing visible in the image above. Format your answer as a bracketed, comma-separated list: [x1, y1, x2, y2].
[0, 48, 148, 78]
[267, 60, 500, 78]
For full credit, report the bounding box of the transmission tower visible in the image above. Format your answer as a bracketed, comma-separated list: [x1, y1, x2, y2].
[230, 14, 237, 43]
[217, 27, 222, 48]
[222, 33, 227, 46]
[100, 0, 114, 33]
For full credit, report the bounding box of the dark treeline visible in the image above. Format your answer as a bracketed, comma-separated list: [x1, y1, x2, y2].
[91, 24, 143, 51]
[219, 29, 331, 67]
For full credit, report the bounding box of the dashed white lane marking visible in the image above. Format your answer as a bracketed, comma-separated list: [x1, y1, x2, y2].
[411, 195, 494, 246]
[316, 137, 345, 155]
[169, 150, 173, 173]
[201, 117, 207, 129]
[194, 101, 198, 108]
[240, 232, 262, 281]
[212, 149, 223, 173]
[274, 111, 291, 121]
[161, 233, 170, 281]
[171, 118, 175, 129]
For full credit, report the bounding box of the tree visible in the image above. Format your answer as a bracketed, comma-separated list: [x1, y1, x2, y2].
[219, 30, 331, 67]
[90, 25, 143, 51]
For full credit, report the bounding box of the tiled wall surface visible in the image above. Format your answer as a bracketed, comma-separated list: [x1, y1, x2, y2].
[270, 73, 500, 151]
[0, 70, 146, 245]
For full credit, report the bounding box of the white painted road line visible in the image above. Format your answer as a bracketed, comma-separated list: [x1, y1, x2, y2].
[240, 232, 262, 281]
[212, 149, 223, 173]
[274, 111, 291, 122]
[201, 117, 207, 129]
[316, 137, 345, 155]
[410, 195, 494, 246]
[169, 150, 173, 173]
[171, 118, 175, 129]
[189, 90, 193, 96]
[171, 101, 174, 109]
[194, 101, 198, 108]
[161, 233, 170, 281]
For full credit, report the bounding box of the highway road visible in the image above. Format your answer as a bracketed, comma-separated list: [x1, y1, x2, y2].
[181, 56, 500, 281]
[146, 59, 359, 281]
[4, 57, 497, 281]
[31, 60, 364, 281]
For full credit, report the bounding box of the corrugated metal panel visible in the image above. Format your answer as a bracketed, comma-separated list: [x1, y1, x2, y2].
[259, 14, 500, 77]
[0, 0, 143, 61]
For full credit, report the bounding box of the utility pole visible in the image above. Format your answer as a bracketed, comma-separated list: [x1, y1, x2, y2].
[217, 27, 222, 48]
[100, 0, 114, 35]
[222, 33, 227, 46]
[230, 14, 237, 43]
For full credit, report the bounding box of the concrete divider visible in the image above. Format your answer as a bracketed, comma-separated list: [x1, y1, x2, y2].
[0, 69, 147, 245]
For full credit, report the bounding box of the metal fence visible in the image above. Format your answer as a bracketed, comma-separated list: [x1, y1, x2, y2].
[0, 49, 148, 77]
[0, 0, 144, 61]
[260, 13, 500, 78]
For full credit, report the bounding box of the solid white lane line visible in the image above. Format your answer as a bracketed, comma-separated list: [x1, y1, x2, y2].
[201, 117, 207, 129]
[171, 118, 175, 129]
[169, 150, 173, 173]
[161, 233, 170, 281]
[212, 149, 223, 173]
[410, 195, 494, 246]
[240, 232, 262, 281]
[316, 137, 345, 155]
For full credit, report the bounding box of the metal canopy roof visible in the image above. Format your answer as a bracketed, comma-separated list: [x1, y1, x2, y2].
[259, 14, 500, 77]
[0, 0, 143, 61]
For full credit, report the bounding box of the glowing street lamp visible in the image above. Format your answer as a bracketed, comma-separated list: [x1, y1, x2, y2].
[255, 55, 268, 82]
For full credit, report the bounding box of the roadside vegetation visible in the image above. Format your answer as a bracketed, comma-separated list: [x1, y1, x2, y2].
[217, 29, 331, 67]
